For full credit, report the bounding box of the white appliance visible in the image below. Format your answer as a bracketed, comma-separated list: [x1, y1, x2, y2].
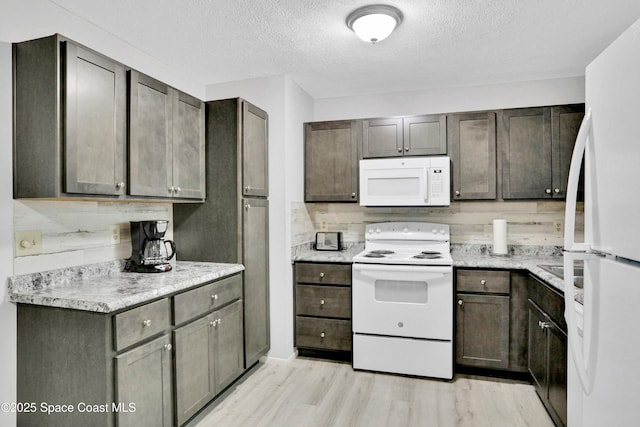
[352, 222, 453, 379]
[359, 156, 450, 207]
[563, 17, 640, 427]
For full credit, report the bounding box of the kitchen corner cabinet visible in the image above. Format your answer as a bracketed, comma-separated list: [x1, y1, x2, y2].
[362, 114, 447, 158]
[174, 98, 270, 369]
[304, 120, 359, 202]
[500, 104, 584, 200]
[528, 275, 567, 427]
[17, 273, 245, 427]
[448, 111, 497, 200]
[294, 262, 352, 358]
[13, 34, 127, 199]
[129, 70, 205, 200]
[455, 269, 529, 372]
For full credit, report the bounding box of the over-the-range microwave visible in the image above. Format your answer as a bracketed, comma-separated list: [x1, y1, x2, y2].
[359, 156, 450, 207]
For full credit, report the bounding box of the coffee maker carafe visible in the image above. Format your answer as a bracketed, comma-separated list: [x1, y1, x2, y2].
[126, 220, 176, 273]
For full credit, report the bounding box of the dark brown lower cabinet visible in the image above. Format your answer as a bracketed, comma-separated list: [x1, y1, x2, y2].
[174, 300, 243, 426]
[528, 274, 567, 427]
[294, 262, 352, 357]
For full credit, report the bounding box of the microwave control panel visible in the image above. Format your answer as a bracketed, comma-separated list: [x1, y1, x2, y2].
[428, 165, 449, 206]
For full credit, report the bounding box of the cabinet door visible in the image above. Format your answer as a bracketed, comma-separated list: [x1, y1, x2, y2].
[129, 71, 173, 198]
[242, 197, 270, 367]
[172, 90, 205, 199]
[456, 293, 510, 369]
[362, 117, 403, 158]
[213, 300, 244, 393]
[528, 303, 548, 394]
[551, 104, 584, 199]
[242, 102, 268, 197]
[174, 314, 215, 426]
[547, 320, 568, 426]
[304, 120, 359, 202]
[115, 334, 173, 427]
[448, 112, 497, 200]
[404, 114, 447, 156]
[501, 107, 552, 199]
[64, 42, 126, 196]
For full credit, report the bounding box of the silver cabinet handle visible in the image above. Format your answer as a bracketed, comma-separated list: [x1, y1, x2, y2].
[480, 279, 487, 286]
[245, 185, 251, 192]
[164, 344, 172, 351]
[217, 318, 221, 326]
[319, 272, 325, 278]
[458, 299, 464, 305]
[320, 299, 325, 306]
[116, 182, 125, 190]
[175, 186, 181, 193]
[455, 190, 460, 196]
[554, 188, 560, 193]
[320, 332, 325, 338]
[142, 319, 151, 327]
[351, 192, 356, 198]
[245, 204, 251, 209]
[405, 147, 409, 152]
[169, 186, 175, 193]
[397, 147, 402, 152]
[545, 188, 552, 194]
[211, 294, 219, 301]
[210, 320, 215, 327]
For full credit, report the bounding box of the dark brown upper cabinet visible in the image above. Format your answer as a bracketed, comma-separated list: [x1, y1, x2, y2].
[500, 105, 584, 200]
[304, 120, 359, 202]
[242, 102, 269, 198]
[129, 70, 205, 200]
[362, 115, 447, 158]
[448, 111, 497, 200]
[13, 35, 127, 198]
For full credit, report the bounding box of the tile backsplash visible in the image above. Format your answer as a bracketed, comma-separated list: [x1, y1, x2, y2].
[292, 200, 583, 247]
[13, 200, 173, 274]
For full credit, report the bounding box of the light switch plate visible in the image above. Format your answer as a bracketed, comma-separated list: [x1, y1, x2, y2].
[15, 230, 42, 256]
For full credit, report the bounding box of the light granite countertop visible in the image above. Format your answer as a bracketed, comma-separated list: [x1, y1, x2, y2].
[292, 243, 580, 301]
[8, 260, 244, 313]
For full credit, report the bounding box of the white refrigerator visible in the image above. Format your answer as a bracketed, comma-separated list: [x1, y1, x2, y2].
[564, 16, 640, 427]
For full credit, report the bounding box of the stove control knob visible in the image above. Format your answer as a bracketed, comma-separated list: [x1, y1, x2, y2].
[439, 229, 445, 234]
[403, 227, 409, 233]
[432, 228, 437, 234]
[368, 228, 374, 234]
[376, 228, 381, 234]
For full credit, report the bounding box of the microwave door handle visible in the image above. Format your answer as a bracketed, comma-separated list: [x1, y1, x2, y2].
[423, 168, 429, 203]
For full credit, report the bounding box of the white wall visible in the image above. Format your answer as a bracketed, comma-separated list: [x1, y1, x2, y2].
[206, 76, 314, 360]
[313, 76, 585, 121]
[0, 42, 16, 427]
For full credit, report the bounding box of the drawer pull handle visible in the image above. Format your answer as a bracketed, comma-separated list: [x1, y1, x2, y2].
[211, 294, 219, 301]
[320, 332, 325, 338]
[164, 344, 172, 351]
[319, 272, 325, 278]
[142, 319, 152, 327]
[320, 299, 325, 306]
[480, 279, 487, 286]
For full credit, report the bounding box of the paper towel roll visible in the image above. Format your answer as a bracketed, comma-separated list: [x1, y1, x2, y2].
[493, 219, 508, 255]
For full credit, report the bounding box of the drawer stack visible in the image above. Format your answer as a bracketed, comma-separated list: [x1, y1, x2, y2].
[294, 262, 352, 358]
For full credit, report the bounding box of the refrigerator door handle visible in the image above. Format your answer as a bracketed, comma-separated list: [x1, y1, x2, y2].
[564, 252, 600, 395]
[564, 108, 592, 253]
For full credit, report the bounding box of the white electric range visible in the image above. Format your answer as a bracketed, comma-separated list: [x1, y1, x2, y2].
[352, 222, 453, 379]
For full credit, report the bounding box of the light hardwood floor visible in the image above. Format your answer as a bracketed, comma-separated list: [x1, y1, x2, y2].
[193, 357, 554, 427]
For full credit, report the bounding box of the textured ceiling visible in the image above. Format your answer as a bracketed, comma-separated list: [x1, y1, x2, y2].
[15, 1, 640, 98]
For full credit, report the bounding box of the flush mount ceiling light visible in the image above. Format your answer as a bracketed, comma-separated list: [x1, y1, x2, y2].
[346, 4, 403, 44]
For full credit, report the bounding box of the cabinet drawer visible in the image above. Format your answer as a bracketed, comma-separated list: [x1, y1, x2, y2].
[457, 269, 510, 294]
[174, 274, 242, 325]
[295, 317, 351, 351]
[295, 263, 351, 286]
[114, 298, 171, 351]
[296, 285, 351, 319]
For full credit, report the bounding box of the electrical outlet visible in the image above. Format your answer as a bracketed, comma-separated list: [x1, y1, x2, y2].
[553, 221, 563, 235]
[320, 220, 328, 231]
[110, 225, 121, 244]
[15, 230, 42, 256]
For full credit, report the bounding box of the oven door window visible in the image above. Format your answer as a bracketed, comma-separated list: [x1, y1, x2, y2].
[375, 280, 427, 304]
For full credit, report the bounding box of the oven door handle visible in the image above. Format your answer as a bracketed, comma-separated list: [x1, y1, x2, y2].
[352, 264, 452, 275]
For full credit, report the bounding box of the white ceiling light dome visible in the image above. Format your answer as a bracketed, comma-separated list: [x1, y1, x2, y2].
[346, 4, 403, 44]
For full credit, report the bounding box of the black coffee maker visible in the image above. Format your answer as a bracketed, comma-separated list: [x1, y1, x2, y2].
[126, 220, 176, 273]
